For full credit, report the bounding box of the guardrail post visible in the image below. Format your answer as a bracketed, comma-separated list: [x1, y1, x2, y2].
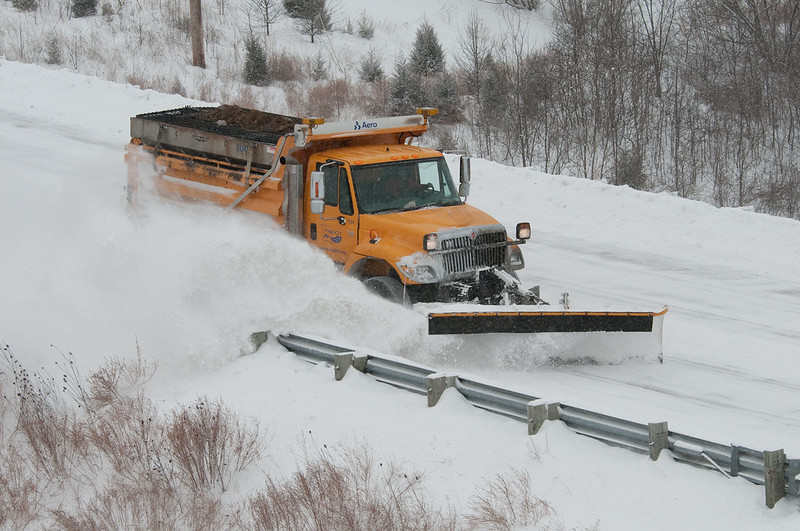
[648, 422, 669, 460]
[333, 353, 353, 381]
[352, 354, 368, 373]
[527, 400, 547, 435]
[786, 459, 800, 498]
[547, 402, 561, 421]
[427, 373, 457, 407]
[730, 445, 740, 477]
[765, 449, 786, 509]
[333, 352, 367, 381]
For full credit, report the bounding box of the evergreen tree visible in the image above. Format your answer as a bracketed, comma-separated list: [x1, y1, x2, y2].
[310, 52, 327, 81]
[243, 36, 269, 86]
[72, 0, 97, 17]
[359, 49, 384, 83]
[389, 57, 425, 115]
[410, 22, 445, 77]
[11, 0, 38, 12]
[356, 11, 375, 40]
[45, 34, 63, 65]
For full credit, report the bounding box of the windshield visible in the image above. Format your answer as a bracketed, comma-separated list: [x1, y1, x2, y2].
[351, 157, 462, 214]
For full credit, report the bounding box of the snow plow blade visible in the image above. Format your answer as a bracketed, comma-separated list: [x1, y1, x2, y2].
[427, 307, 668, 335]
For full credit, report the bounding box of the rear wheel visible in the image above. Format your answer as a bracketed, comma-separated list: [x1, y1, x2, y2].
[363, 276, 410, 306]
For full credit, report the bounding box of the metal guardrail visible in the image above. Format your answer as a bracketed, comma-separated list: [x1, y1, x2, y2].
[269, 333, 799, 509]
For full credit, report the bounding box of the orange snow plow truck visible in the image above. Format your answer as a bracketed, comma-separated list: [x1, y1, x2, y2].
[125, 105, 666, 339]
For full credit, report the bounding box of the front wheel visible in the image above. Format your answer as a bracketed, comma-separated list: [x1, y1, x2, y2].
[363, 276, 410, 306]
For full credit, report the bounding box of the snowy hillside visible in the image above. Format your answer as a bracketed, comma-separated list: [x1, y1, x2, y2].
[2, 59, 800, 529]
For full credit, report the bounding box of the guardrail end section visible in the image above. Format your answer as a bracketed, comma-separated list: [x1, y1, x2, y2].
[427, 373, 458, 407]
[249, 330, 273, 352]
[765, 449, 786, 509]
[648, 422, 669, 461]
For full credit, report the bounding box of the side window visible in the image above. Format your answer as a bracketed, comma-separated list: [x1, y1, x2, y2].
[418, 160, 441, 192]
[339, 168, 354, 215]
[323, 165, 338, 206]
[320, 164, 354, 216]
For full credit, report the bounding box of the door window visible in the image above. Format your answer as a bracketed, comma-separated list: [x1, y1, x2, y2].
[321, 164, 354, 215]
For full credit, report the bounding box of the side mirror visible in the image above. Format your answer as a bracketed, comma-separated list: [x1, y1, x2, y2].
[459, 156, 471, 183]
[310, 199, 325, 214]
[310, 170, 325, 200]
[459, 156, 471, 198]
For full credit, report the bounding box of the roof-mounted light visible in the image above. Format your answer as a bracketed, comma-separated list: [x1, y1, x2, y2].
[303, 117, 326, 127]
[416, 107, 439, 117]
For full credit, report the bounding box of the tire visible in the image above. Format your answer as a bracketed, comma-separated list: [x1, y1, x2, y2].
[363, 276, 410, 306]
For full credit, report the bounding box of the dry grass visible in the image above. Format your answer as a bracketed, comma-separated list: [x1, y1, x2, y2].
[51, 483, 226, 531]
[2, 346, 563, 529]
[0, 441, 48, 529]
[465, 469, 556, 530]
[247, 444, 457, 531]
[0, 347, 260, 528]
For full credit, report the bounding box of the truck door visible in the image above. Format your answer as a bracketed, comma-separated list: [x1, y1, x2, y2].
[308, 162, 358, 264]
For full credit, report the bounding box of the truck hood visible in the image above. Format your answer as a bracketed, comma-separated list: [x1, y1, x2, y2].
[359, 204, 504, 244]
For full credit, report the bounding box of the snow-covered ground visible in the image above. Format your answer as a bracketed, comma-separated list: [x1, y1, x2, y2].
[2, 59, 800, 529]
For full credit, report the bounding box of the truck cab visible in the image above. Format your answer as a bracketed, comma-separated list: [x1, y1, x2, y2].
[304, 143, 528, 304]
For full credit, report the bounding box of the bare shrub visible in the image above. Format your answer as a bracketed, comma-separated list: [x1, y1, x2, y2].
[86, 346, 156, 408]
[359, 79, 390, 116]
[3, 347, 78, 477]
[248, 444, 457, 530]
[83, 393, 176, 488]
[465, 469, 554, 530]
[286, 78, 354, 119]
[167, 396, 262, 492]
[267, 48, 304, 83]
[0, 366, 11, 440]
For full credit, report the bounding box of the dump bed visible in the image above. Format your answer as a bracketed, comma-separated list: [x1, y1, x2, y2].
[130, 105, 301, 168]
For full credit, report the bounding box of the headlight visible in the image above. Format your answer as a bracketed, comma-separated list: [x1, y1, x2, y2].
[509, 245, 525, 270]
[423, 233, 438, 251]
[516, 222, 531, 240]
[400, 264, 436, 282]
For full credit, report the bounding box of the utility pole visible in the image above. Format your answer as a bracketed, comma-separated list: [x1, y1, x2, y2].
[190, 0, 206, 69]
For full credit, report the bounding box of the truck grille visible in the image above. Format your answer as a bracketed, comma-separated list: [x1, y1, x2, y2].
[439, 230, 507, 275]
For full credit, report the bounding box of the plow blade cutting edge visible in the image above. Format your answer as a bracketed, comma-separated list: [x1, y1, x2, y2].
[427, 307, 668, 335]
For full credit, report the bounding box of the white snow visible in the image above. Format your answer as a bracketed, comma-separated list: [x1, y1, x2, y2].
[2, 58, 800, 529]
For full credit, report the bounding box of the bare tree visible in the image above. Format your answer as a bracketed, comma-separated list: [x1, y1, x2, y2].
[283, 0, 332, 43]
[635, 0, 679, 98]
[479, 0, 541, 9]
[456, 11, 494, 157]
[190, 0, 205, 68]
[247, 0, 281, 38]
